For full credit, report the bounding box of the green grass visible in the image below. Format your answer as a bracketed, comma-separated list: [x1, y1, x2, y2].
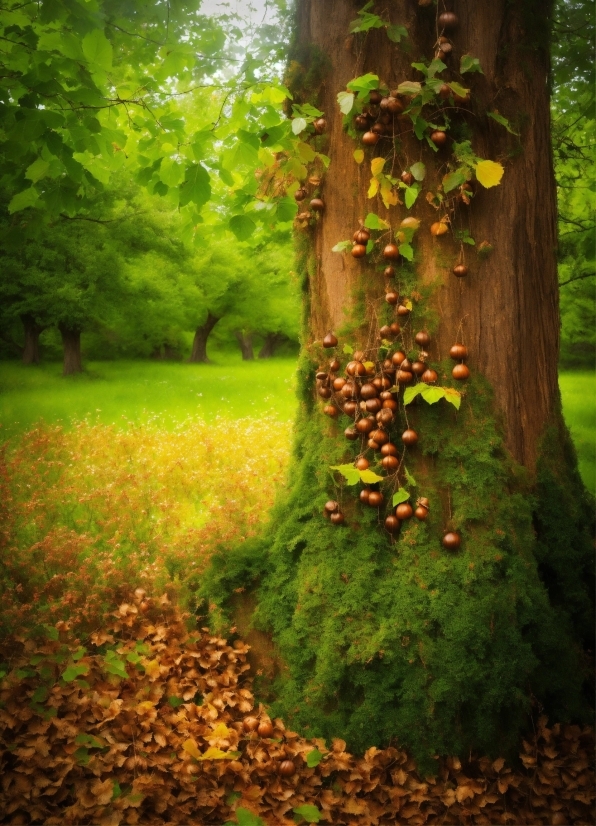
[558, 371, 596, 494]
[0, 359, 594, 494]
[0, 355, 297, 439]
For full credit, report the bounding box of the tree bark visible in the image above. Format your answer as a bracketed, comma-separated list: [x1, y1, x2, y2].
[59, 324, 82, 375]
[234, 330, 254, 360]
[21, 314, 44, 365]
[189, 312, 220, 363]
[205, 0, 594, 766]
[258, 332, 287, 358]
[301, 0, 558, 469]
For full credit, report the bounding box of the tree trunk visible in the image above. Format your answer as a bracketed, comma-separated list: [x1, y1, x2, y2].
[189, 312, 220, 363]
[258, 332, 287, 358]
[203, 0, 594, 768]
[59, 324, 82, 375]
[234, 330, 254, 360]
[21, 314, 43, 365]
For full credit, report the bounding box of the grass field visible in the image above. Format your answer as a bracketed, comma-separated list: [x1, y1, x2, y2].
[0, 359, 594, 492]
[558, 371, 596, 494]
[0, 356, 297, 439]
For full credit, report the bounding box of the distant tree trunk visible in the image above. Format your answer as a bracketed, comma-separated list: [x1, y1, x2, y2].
[59, 324, 82, 375]
[21, 314, 44, 365]
[190, 312, 220, 363]
[234, 330, 254, 360]
[150, 345, 163, 359]
[163, 344, 181, 361]
[258, 332, 288, 358]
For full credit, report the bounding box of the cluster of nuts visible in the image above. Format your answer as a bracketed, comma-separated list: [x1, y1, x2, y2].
[318, 327, 466, 549]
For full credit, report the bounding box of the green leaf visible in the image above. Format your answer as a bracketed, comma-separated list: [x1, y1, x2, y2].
[448, 82, 470, 99]
[413, 116, 429, 141]
[399, 243, 414, 261]
[409, 162, 426, 181]
[404, 466, 417, 487]
[487, 111, 519, 135]
[404, 185, 419, 209]
[427, 58, 447, 77]
[442, 169, 468, 193]
[346, 73, 380, 92]
[236, 808, 266, 826]
[292, 117, 307, 135]
[359, 469, 384, 484]
[403, 385, 423, 405]
[393, 488, 410, 506]
[420, 385, 446, 404]
[343, 343, 354, 355]
[72, 646, 86, 662]
[42, 624, 59, 641]
[75, 733, 104, 749]
[337, 91, 355, 115]
[443, 388, 462, 410]
[330, 464, 361, 485]
[82, 29, 113, 71]
[275, 197, 298, 223]
[306, 748, 324, 767]
[179, 164, 211, 208]
[32, 686, 49, 704]
[104, 658, 128, 679]
[25, 158, 50, 183]
[386, 24, 408, 43]
[364, 212, 389, 230]
[168, 696, 185, 708]
[293, 804, 321, 823]
[460, 54, 484, 74]
[397, 81, 422, 96]
[62, 663, 89, 683]
[332, 240, 352, 253]
[353, 149, 364, 164]
[74, 747, 90, 766]
[229, 215, 256, 241]
[8, 188, 39, 213]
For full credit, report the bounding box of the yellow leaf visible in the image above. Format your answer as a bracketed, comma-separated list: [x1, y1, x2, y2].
[142, 659, 160, 678]
[371, 157, 385, 177]
[353, 149, 364, 164]
[197, 746, 241, 761]
[211, 722, 230, 738]
[475, 159, 504, 188]
[182, 739, 202, 760]
[404, 299, 413, 311]
[363, 361, 375, 371]
[380, 182, 398, 208]
[367, 178, 379, 199]
[400, 216, 420, 231]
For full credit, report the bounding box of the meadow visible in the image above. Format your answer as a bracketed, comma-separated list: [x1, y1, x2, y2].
[0, 358, 593, 638]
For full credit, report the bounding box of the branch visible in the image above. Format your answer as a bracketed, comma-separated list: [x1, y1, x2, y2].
[58, 211, 147, 225]
[559, 272, 596, 287]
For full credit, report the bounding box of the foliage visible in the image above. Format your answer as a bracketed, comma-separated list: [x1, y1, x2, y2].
[552, 0, 595, 366]
[0, 595, 593, 824]
[0, 416, 290, 638]
[0, 0, 296, 240]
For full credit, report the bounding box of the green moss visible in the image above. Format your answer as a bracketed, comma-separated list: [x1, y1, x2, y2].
[200, 356, 593, 771]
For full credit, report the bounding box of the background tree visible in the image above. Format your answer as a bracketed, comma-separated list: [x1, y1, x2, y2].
[552, 0, 595, 368]
[203, 0, 594, 769]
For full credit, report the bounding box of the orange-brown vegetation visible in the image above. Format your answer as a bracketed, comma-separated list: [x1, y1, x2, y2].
[1, 593, 593, 825]
[0, 418, 290, 637]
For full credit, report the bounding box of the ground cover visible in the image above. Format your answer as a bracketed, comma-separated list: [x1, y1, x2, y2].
[558, 372, 596, 494]
[0, 357, 297, 439]
[0, 593, 593, 826]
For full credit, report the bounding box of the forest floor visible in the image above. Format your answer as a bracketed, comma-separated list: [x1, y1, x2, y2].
[0, 359, 594, 824]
